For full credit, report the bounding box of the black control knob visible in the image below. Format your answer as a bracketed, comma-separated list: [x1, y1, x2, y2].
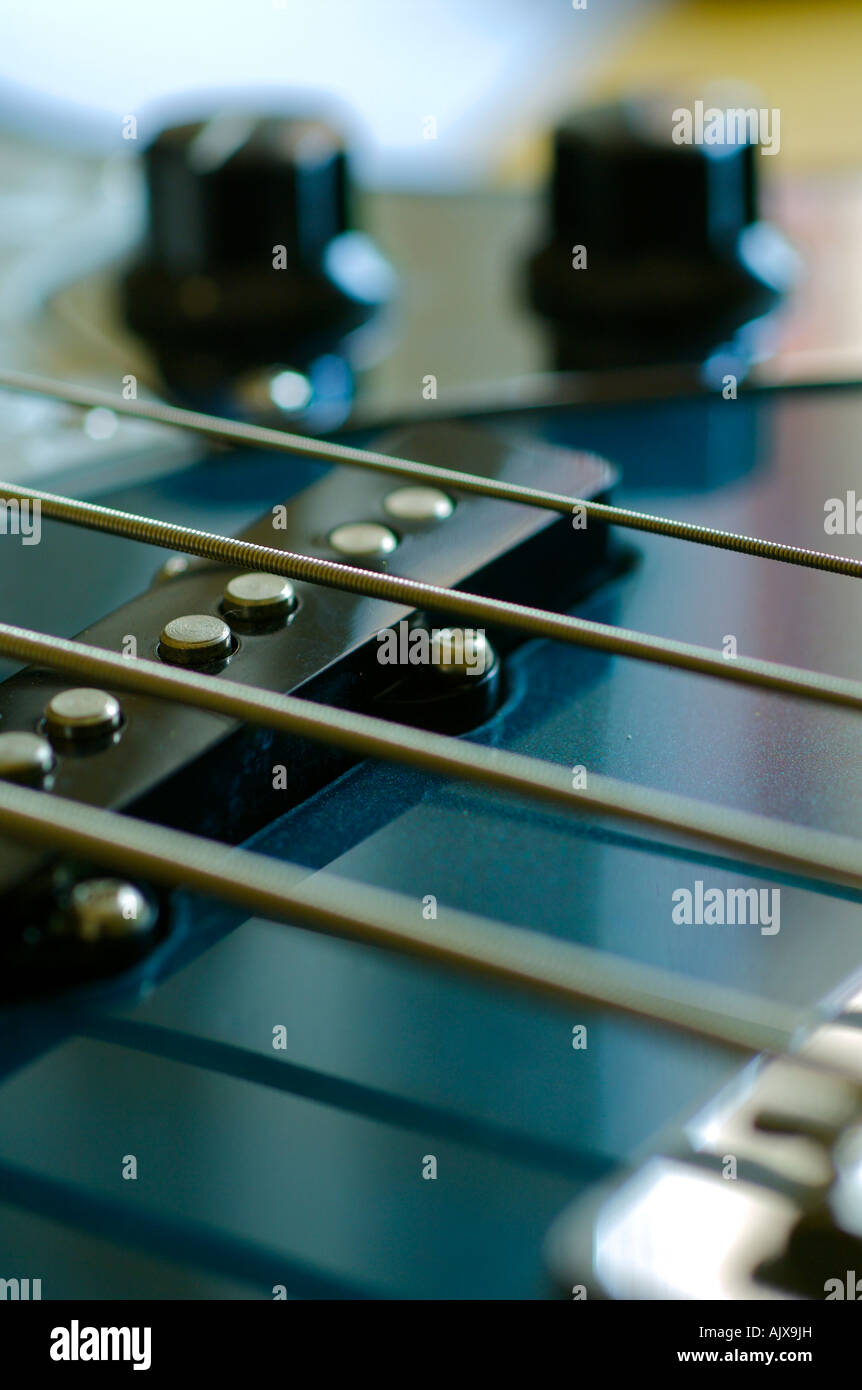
[526, 95, 796, 371]
[122, 114, 393, 404]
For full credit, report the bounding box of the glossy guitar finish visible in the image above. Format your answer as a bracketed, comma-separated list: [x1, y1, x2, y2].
[1, 376, 861, 1298]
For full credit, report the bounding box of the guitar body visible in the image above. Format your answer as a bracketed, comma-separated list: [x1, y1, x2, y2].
[1, 371, 860, 1299]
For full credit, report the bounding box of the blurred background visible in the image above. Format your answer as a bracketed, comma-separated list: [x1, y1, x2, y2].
[0, 0, 861, 481]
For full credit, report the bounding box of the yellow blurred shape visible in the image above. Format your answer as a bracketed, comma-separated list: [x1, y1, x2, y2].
[588, 0, 862, 172]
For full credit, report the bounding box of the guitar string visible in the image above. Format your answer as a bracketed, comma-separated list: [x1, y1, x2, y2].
[3, 619, 862, 899]
[0, 376, 856, 1068]
[0, 365, 859, 578]
[5, 477, 862, 714]
[0, 776, 808, 1056]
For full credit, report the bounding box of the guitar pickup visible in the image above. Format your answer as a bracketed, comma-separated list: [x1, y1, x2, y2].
[0, 421, 616, 991]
